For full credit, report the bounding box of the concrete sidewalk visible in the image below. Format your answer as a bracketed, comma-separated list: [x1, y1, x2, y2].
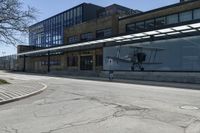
[0, 80, 47, 104]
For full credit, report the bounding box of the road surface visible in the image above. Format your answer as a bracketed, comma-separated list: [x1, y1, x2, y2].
[0, 71, 200, 133]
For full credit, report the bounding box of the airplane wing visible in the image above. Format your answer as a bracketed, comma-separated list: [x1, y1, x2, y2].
[129, 46, 165, 51]
[107, 56, 162, 64]
[106, 56, 132, 63]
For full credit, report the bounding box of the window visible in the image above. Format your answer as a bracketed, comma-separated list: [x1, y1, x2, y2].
[79, 6, 82, 16]
[77, 7, 80, 16]
[41, 60, 60, 66]
[51, 60, 61, 66]
[96, 55, 103, 66]
[135, 22, 145, 31]
[68, 36, 79, 44]
[66, 11, 70, 26]
[41, 61, 48, 66]
[96, 28, 112, 38]
[145, 19, 155, 29]
[64, 12, 67, 21]
[155, 17, 166, 27]
[69, 10, 73, 25]
[167, 14, 178, 24]
[81, 33, 94, 41]
[179, 11, 192, 22]
[73, 8, 77, 24]
[67, 56, 78, 67]
[126, 23, 135, 32]
[76, 7, 82, 23]
[194, 9, 200, 20]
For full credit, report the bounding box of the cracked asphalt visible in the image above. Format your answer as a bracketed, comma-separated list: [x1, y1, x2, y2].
[0, 71, 200, 133]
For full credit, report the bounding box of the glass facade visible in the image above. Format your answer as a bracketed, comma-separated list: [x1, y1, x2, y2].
[81, 32, 94, 41]
[167, 14, 179, 24]
[155, 17, 166, 27]
[68, 35, 79, 44]
[194, 9, 200, 19]
[41, 60, 61, 66]
[145, 19, 155, 30]
[126, 8, 200, 33]
[96, 28, 112, 38]
[67, 56, 78, 67]
[29, 6, 83, 47]
[179, 11, 192, 22]
[135, 22, 145, 31]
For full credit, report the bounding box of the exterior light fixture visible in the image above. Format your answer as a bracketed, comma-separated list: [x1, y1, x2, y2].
[172, 25, 191, 31]
[113, 37, 125, 40]
[123, 35, 135, 39]
[142, 36, 150, 39]
[121, 39, 132, 42]
[132, 38, 141, 40]
[155, 34, 166, 37]
[145, 31, 159, 35]
[167, 32, 180, 35]
[157, 28, 174, 33]
[134, 33, 146, 37]
[189, 23, 200, 28]
[181, 29, 197, 33]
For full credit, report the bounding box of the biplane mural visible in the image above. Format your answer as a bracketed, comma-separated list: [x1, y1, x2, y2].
[103, 36, 200, 71]
[106, 46, 165, 71]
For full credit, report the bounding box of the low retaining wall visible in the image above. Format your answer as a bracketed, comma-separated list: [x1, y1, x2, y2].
[49, 70, 100, 77]
[100, 71, 200, 84]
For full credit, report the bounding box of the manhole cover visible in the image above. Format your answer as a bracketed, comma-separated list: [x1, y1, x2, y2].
[180, 105, 199, 110]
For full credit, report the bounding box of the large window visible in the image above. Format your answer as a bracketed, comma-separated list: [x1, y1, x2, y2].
[167, 14, 179, 24]
[76, 7, 82, 23]
[41, 60, 60, 66]
[179, 11, 192, 22]
[81, 32, 94, 41]
[135, 22, 145, 31]
[145, 19, 155, 29]
[125, 8, 200, 33]
[73, 8, 77, 24]
[29, 5, 84, 47]
[69, 9, 73, 26]
[67, 56, 78, 67]
[96, 28, 112, 38]
[68, 36, 79, 44]
[155, 17, 166, 27]
[194, 9, 200, 20]
[126, 23, 135, 32]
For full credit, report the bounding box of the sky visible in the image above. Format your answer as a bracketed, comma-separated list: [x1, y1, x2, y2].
[0, 0, 179, 56]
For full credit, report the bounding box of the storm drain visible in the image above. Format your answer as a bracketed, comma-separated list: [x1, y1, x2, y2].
[180, 105, 199, 110]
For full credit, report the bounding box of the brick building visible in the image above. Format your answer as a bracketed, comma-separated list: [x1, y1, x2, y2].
[17, 0, 200, 73]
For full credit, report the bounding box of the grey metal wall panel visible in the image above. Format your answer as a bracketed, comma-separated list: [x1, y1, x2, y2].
[103, 35, 200, 71]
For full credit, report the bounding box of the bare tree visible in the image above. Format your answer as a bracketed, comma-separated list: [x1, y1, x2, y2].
[0, 0, 36, 46]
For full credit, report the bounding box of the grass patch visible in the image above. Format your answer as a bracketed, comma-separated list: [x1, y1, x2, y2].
[0, 79, 9, 85]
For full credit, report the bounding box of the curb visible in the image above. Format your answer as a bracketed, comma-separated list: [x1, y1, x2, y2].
[0, 83, 47, 105]
[51, 75, 200, 90]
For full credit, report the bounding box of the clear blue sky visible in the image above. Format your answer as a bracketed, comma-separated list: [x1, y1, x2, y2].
[0, 0, 179, 56]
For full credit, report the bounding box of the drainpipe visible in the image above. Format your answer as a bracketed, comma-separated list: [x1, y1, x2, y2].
[23, 55, 26, 72]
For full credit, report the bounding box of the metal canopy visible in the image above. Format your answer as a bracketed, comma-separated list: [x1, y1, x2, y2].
[18, 22, 200, 56]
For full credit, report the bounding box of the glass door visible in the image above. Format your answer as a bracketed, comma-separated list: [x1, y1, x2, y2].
[80, 56, 93, 70]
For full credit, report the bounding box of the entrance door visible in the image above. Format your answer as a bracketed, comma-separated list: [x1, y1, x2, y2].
[80, 56, 93, 70]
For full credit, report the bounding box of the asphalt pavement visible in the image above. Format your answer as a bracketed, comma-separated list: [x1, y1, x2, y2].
[0, 71, 200, 133]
